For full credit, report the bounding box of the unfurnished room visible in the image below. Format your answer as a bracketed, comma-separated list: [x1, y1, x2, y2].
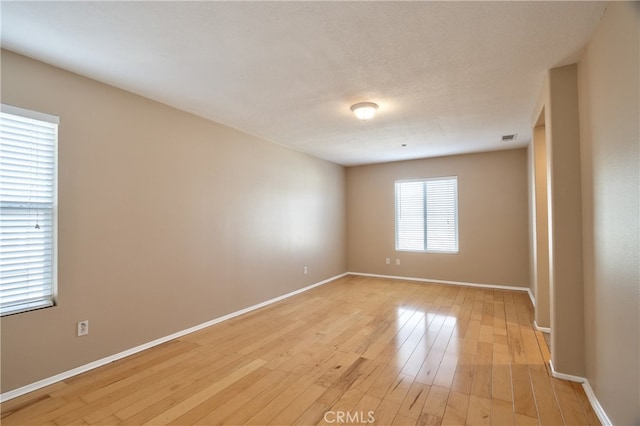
[0, 1, 638, 425]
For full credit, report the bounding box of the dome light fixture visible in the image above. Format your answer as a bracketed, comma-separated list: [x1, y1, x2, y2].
[350, 102, 379, 121]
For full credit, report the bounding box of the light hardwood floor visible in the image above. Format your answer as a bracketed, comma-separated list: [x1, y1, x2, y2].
[2, 275, 600, 425]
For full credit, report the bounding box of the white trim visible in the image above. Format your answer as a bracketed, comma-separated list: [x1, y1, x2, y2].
[1, 103, 60, 124]
[0, 272, 347, 402]
[533, 321, 551, 333]
[348, 272, 530, 293]
[549, 360, 585, 383]
[548, 361, 612, 426]
[527, 288, 536, 307]
[581, 380, 613, 426]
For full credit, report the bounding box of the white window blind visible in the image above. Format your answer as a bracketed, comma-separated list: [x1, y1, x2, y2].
[1, 105, 58, 316]
[395, 177, 458, 253]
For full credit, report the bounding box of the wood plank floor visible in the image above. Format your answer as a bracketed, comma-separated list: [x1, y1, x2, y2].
[1, 275, 600, 425]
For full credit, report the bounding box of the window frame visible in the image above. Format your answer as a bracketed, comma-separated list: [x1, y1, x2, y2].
[394, 176, 459, 254]
[1, 104, 59, 316]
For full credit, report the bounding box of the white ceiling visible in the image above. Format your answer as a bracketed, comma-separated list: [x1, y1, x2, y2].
[1, 1, 606, 166]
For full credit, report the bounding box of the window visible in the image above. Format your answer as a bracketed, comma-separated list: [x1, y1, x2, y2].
[395, 176, 458, 253]
[1, 105, 58, 316]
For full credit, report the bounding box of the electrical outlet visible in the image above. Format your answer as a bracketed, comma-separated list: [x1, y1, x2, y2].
[385, 258, 390, 265]
[396, 258, 401, 265]
[77, 320, 89, 336]
[303, 266, 308, 275]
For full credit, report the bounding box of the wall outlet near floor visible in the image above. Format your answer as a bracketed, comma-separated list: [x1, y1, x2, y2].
[386, 258, 391, 265]
[303, 266, 308, 275]
[395, 258, 401, 265]
[77, 320, 89, 336]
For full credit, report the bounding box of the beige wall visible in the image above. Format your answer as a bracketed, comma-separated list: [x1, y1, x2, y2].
[0, 50, 347, 393]
[529, 64, 586, 377]
[527, 144, 535, 297]
[532, 125, 550, 329]
[544, 64, 585, 377]
[347, 149, 530, 287]
[578, 2, 639, 424]
[528, 64, 585, 376]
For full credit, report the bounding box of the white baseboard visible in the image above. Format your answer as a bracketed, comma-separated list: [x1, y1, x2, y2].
[549, 360, 612, 426]
[348, 272, 530, 294]
[0, 272, 348, 403]
[581, 380, 613, 426]
[533, 321, 551, 333]
[549, 360, 585, 383]
[526, 288, 536, 308]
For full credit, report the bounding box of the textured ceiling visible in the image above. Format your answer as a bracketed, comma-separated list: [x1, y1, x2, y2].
[1, 1, 606, 166]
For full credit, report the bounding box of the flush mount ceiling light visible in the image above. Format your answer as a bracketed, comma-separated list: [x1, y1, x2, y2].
[350, 102, 379, 121]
